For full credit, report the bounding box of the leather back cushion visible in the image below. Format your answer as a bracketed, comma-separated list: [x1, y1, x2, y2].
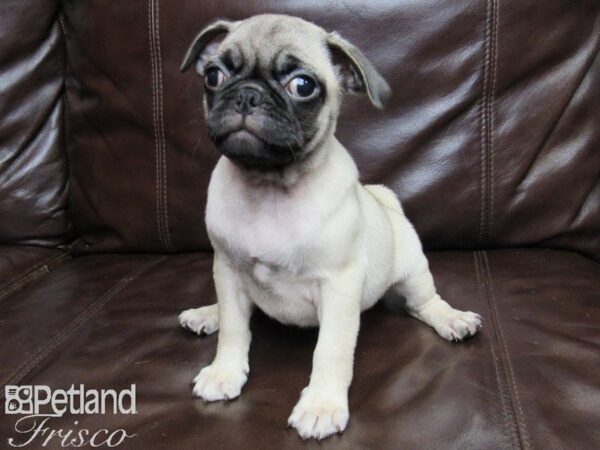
[62, 0, 600, 259]
[0, 0, 70, 246]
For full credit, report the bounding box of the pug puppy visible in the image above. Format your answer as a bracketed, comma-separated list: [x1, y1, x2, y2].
[179, 14, 481, 441]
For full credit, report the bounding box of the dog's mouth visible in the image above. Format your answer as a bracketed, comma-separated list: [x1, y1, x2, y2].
[215, 126, 285, 147]
[213, 127, 302, 171]
[216, 128, 261, 145]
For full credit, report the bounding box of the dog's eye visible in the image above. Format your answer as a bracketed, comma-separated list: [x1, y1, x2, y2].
[286, 76, 318, 99]
[205, 68, 225, 90]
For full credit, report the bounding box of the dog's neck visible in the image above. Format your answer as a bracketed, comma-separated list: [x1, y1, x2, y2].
[225, 133, 358, 192]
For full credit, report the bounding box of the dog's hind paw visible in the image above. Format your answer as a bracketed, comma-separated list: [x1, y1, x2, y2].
[435, 309, 482, 341]
[179, 305, 219, 336]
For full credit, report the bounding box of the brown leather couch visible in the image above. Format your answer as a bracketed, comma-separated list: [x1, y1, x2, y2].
[1, 1, 598, 448]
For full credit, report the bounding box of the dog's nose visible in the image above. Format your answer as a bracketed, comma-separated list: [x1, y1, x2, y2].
[234, 87, 264, 115]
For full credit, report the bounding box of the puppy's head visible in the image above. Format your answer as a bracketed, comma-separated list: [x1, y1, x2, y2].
[181, 14, 390, 172]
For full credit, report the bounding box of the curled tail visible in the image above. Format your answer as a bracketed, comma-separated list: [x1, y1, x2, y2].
[364, 184, 403, 213]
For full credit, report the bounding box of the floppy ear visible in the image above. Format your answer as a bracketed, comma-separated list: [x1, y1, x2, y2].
[326, 32, 391, 109]
[180, 20, 235, 74]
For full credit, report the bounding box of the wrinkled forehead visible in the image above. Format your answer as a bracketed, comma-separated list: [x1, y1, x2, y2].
[220, 16, 331, 75]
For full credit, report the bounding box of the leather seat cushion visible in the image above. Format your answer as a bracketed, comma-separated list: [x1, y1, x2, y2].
[0, 249, 597, 448]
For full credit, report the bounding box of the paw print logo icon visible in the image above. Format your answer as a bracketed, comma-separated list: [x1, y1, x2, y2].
[7, 400, 19, 412]
[4, 386, 33, 414]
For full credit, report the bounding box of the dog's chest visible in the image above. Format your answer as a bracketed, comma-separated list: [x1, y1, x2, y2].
[208, 177, 325, 264]
[207, 173, 328, 325]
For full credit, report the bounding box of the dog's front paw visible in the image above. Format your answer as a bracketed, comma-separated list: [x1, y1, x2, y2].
[288, 388, 349, 440]
[192, 363, 248, 401]
[179, 305, 219, 336]
[435, 309, 482, 341]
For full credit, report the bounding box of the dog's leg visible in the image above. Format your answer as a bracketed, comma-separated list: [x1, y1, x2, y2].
[288, 267, 362, 440]
[192, 253, 252, 401]
[179, 304, 219, 335]
[393, 254, 481, 341]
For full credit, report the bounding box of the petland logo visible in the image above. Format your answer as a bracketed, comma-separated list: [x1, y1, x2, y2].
[4, 384, 137, 447]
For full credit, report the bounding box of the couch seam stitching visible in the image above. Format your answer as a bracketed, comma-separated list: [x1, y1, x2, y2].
[487, 0, 498, 244]
[478, 1, 490, 246]
[0, 256, 166, 394]
[149, 0, 166, 251]
[0, 253, 70, 303]
[0, 254, 62, 292]
[474, 251, 518, 449]
[154, 0, 173, 251]
[479, 0, 498, 246]
[482, 251, 531, 449]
